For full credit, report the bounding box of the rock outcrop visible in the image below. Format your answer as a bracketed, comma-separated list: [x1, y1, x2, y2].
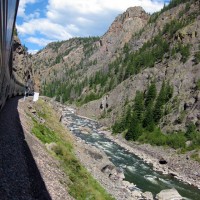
[77, 1, 200, 133]
[31, 6, 149, 86]
[12, 35, 33, 84]
[31, 1, 200, 135]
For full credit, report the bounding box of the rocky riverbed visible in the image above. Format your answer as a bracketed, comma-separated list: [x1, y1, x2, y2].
[101, 129, 200, 190]
[61, 107, 146, 200]
[49, 99, 200, 199]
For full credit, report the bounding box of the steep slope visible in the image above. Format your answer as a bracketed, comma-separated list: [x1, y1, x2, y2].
[32, 0, 200, 138]
[12, 35, 33, 84]
[31, 7, 149, 102]
[78, 0, 200, 133]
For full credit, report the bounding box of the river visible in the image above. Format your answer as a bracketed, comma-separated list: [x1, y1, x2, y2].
[63, 108, 200, 199]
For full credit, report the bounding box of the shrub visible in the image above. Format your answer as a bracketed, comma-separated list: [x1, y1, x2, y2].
[180, 45, 190, 63]
[194, 51, 200, 64]
[138, 128, 167, 146]
[190, 152, 200, 163]
[52, 144, 64, 156]
[185, 122, 196, 140]
[166, 133, 186, 149]
[112, 120, 125, 134]
[171, 43, 190, 63]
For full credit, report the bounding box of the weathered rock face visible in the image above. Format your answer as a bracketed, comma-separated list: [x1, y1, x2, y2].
[31, 6, 149, 85]
[32, 1, 200, 134]
[0, 33, 32, 110]
[97, 7, 149, 59]
[77, 1, 200, 133]
[12, 35, 33, 84]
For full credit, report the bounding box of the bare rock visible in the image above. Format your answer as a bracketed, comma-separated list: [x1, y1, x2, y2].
[186, 140, 192, 148]
[131, 190, 142, 199]
[156, 188, 182, 200]
[79, 126, 93, 134]
[101, 164, 116, 174]
[142, 191, 154, 200]
[85, 149, 103, 160]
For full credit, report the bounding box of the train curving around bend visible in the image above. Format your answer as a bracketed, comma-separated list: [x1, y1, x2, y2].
[0, 0, 25, 110]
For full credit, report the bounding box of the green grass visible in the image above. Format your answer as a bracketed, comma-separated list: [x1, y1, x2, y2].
[194, 51, 200, 64]
[31, 99, 114, 200]
[138, 128, 186, 149]
[196, 79, 200, 90]
[190, 151, 200, 163]
[137, 127, 200, 163]
[32, 122, 59, 144]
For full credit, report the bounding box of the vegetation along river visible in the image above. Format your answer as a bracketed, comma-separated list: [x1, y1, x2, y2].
[63, 108, 200, 199]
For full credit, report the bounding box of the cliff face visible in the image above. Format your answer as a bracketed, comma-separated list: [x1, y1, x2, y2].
[32, 0, 200, 133]
[12, 35, 33, 84]
[94, 6, 150, 62]
[31, 6, 149, 85]
[79, 1, 200, 134]
[0, 33, 32, 110]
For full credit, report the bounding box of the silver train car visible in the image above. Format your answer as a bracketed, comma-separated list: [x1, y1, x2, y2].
[0, 0, 25, 110]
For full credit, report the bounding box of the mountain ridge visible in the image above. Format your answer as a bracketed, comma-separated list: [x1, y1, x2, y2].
[31, 0, 200, 140]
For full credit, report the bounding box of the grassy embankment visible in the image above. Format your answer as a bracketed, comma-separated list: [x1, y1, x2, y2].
[31, 99, 114, 200]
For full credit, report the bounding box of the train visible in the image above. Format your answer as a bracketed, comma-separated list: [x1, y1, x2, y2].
[0, 0, 25, 110]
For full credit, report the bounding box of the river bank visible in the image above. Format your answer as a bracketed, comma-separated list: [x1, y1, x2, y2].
[61, 106, 149, 200]
[49, 99, 200, 199]
[75, 106, 200, 189]
[99, 128, 200, 190]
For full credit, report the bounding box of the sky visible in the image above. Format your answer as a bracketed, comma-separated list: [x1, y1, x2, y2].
[16, 0, 170, 54]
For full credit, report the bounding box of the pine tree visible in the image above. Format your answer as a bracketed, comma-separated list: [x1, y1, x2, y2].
[185, 122, 196, 140]
[124, 106, 132, 129]
[143, 101, 155, 131]
[145, 82, 157, 107]
[165, 82, 173, 102]
[134, 91, 144, 122]
[125, 112, 142, 141]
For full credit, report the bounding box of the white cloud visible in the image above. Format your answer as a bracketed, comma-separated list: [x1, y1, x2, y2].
[18, 0, 37, 18]
[47, 0, 164, 16]
[28, 49, 39, 54]
[26, 37, 53, 47]
[24, 10, 40, 21]
[17, 0, 166, 49]
[17, 18, 73, 41]
[67, 24, 80, 33]
[44, 0, 165, 36]
[76, 17, 93, 25]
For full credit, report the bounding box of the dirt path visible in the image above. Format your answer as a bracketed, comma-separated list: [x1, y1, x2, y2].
[0, 97, 51, 200]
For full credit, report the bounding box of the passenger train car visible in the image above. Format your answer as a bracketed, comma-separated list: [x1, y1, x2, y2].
[0, 0, 25, 110]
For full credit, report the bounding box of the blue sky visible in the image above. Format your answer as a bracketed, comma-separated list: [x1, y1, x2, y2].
[16, 0, 170, 54]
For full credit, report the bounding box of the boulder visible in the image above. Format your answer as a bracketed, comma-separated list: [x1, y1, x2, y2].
[101, 164, 116, 174]
[131, 190, 142, 198]
[101, 165, 125, 181]
[85, 149, 103, 160]
[156, 188, 182, 200]
[79, 126, 92, 134]
[185, 140, 192, 148]
[142, 191, 154, 200]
